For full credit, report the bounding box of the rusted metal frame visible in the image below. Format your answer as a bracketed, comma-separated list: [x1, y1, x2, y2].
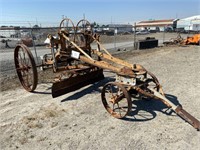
[92, 36, 112, 56]
[92, 49, 147, 74]
[64, 64, 91, 70]
[61, 32, 94, 61]
[52, 68, 104, 98]
[132, 86, 172, 108]
[146, 70, 165, 95]
[42, 59, 53, 65]
[61, 66, 97, 76]
[53, 65, 87, 72]
[79, 56, 120, 73]
[54, 66, 98, 82]
[175, 106, 200, 130]
[47, 36, 60, 71]
[79, 56, 135, 78]
[149, 88, 177, 109]
[92, 49, 133, 68]
[62, 32, 144, 77]
[60, 33, 136, 77]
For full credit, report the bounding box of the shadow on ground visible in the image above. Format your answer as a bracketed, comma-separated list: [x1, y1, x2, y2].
[123, 94, 180, 122]
[61, 77, 115, 102]
[55, 76, 181, 123]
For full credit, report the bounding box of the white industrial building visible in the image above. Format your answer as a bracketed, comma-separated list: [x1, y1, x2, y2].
[0, 27, 21, 38]
[136, 19, 176, 31]
[177, 15, 200, 31]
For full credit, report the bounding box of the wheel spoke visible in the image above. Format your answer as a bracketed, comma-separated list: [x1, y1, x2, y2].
[23, 49, 26, 65]
[66, 22, 68, 28]
[27, 57, 30, 67]
[109, 85, 114, 97]
[116, 103, 122, 117]
[19, 51, 24, 65]
[101, 82, 131, 118]
[14, 44, 38, 92]
[105, 89, 112, 94]
[112, 103, 115, 112]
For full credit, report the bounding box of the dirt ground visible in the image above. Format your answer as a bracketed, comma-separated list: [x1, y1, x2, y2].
[0, 45, 200, 150]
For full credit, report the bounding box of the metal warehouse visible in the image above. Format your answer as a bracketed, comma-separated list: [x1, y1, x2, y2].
[136, 19, 176, 31]
[177, 15, 200, 31]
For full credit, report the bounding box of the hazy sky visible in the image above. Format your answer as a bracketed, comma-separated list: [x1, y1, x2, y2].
[0, 0, 199, 26]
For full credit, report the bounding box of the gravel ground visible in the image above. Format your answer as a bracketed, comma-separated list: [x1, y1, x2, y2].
[0, 45, 200, 150]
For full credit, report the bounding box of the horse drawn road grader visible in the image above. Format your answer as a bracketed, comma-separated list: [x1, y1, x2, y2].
[14, 18, 200, 130]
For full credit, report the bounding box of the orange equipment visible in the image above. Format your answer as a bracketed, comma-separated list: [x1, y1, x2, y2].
[183, 34, 200, 45]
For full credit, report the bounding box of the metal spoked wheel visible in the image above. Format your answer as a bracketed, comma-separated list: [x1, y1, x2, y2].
[59, 18, 76, 32]
[14, 44, 38, 92]
[147, 71, 165, 96]
[139, 71, 165, 101]
[75, 19, 93, 43]
[101, 82, 132, 118]
[76, 19, 93, 35]
[59, 18, 76, 42]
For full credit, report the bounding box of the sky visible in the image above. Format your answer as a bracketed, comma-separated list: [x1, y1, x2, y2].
[0, 0, 199, 27]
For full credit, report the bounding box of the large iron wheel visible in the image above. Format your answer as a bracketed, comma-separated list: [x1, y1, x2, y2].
[14, 44, 38, 92]
[59, 18, 76, 33]
[101, 82, 132, 118]
[59, 18, 76, 42]
[76, 19, 93, 35]
[146, 71, 165, 96]
[137, 71, 165, 101]
[76, 19, 94, 44]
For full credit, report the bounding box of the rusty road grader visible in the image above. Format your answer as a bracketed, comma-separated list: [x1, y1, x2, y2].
[14, 18, 200, 130]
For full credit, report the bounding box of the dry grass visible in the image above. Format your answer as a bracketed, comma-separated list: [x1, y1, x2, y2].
[21, 104, 66, 129]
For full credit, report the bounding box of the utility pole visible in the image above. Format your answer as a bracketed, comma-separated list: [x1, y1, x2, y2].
[134, 22, 137, 50]
[163, 25, 166, 44]
[114, 25, 117, 51]
[28, 21, 39, 64]
[83, 13, 85, 19]
[36, 18, 38, 25]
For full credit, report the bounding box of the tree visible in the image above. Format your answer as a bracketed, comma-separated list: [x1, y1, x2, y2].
[32, 25, 40, 30]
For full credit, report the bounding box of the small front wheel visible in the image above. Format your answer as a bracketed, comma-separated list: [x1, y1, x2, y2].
[101, 82, 132, 118]
[14, 44, 38, 92]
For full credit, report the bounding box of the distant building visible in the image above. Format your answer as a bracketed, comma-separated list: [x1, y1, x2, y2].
[107, 24, 133, 34]
[0, 26, 21, 38]
[136, 19, 177, 32]
[176, 15, 200, 31]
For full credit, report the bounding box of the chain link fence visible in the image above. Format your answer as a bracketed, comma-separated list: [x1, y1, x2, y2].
[0, 27, 198, 80]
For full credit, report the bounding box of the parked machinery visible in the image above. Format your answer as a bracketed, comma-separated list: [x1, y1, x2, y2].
[183, 34, 200, 45]
[163, 33, 200, 46]
[14, 18, 200, 130]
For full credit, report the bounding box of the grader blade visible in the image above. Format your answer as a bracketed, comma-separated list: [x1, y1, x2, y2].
[149, 88, 200, 130]
[52, 69, 104, 98]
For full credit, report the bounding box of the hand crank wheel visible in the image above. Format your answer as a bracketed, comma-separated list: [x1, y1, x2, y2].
[59, 18, 76, 33]
[14, 44, 38, 92]
[59, 18, 76, 42]
[101, 82, 132, 118]
[75, 19, 94, 44]
[76, 19, 93, 35]
[138, 71, 165, 101]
